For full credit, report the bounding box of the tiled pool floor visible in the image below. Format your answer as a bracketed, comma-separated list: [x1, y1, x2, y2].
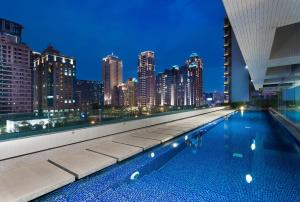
[36, 111, 300, 201]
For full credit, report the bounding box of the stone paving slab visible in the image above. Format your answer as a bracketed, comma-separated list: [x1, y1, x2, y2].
[155, 126, 191, 133]
[0, 161, 75, 202]
[87, 141, 143, 161]
[48, 150, 117, 179]
[112, 135, 160, 150]
[130, 131, 174, 142]
[147, 129, 184, 137]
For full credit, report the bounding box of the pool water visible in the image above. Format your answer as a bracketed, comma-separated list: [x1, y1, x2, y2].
[36, 111, 300, 201]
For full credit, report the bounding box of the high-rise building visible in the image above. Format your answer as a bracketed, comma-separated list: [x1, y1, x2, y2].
[75, 80, 104, 112]
[223, 17, 250, 104]
[117, 83, 128, 107]
[155, 72, 166, 106]
[0, 18, 32, 114]
[176, 54, 203, 106]
[164, 66, 180, 106]
[137, 51, 155, 108]
[33, 45, 76, 114]
[156, 66, 180, 106]
[127, 78, 138, 107]
[186, 53, 203, 106]
[102, 54, 123, 106]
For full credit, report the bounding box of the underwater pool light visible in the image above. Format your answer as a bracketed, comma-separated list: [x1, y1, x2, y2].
[150, 152, 155, 158]
[130, 171, 140, 180]
[172, 142, 179, 148]
[245, 174, 253, 183]
[184, 135, 188, 140]
[251, 140, 256, 151]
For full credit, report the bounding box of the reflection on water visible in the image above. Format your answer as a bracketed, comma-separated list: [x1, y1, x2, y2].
[186, 132, 203, 154]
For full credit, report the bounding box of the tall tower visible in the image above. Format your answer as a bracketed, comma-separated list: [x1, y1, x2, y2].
[156, 72, 166, 106]
[223, 17, 250, 104]
[187, 53, 203, 106]
[127, 78, 138, 107]
[102, 54, 123, 105]
[137, 51, 155, 108]
[224, 17, 231, 104]
[0, 18, 32, 114]
[33, 45, 76, 114]
[156, 66, 180, 106]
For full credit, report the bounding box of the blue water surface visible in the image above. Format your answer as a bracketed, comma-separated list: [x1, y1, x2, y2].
[36, 111, 300, 202]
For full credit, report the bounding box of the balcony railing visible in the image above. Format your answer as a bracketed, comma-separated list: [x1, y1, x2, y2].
[0, 105, 216, 142]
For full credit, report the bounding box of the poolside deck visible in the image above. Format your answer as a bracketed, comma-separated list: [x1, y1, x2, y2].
[0, 108, 235, 202]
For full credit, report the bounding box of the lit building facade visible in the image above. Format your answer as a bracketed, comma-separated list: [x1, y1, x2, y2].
[156, 66, 180, 106]
[33, 45, 76, 114]
[75, 80, 104, 112]
[155, 72, 166, 106]
[117, 83, 128, 107]
[127, 78, 138, 107]
[137, 51, 155, 107]
[186, 53, 203, 106]
[176, 54, 203, 106]
[165, 66, 180, 106]
[0, 18, 32, 114]
[102, 54, 123, 105]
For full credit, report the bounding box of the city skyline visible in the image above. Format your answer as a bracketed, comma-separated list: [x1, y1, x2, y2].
[0, 0, 225, 93]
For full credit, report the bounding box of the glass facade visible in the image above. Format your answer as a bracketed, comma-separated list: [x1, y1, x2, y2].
[276, 65, 300, 125]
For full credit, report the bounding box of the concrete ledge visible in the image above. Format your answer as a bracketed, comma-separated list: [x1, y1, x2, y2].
[0, 161, 75, 202]
[48, 150, 117, 179]
[112, 135, 160, 150]
[87, 141, 143, 161]
[269, 108, 300, 143]
[0, 107, 226, 160]
[130, 131, 174, 142]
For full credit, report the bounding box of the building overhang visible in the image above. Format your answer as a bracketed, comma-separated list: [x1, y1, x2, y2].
[222, 0, 300, 90]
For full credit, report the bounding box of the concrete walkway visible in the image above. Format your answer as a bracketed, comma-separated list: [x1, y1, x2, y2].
[0, 108, 235, 202]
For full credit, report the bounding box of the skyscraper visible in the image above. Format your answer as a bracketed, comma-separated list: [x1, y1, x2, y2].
[102, 54, 123, 106]
[156, 66, 180, 106]
[155, 72, 166, 106]
[137, 51, 155, 108]
[186, 53, 203, 106]
[164, 66, 180, 106]
[127, 78, 138, 107]
[0, 18, 32, 114]
[223, 17, 250, 104]
[33, 45, 76, 114]
[177, 54, 203, 106]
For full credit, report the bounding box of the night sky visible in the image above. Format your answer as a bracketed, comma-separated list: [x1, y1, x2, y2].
[1, 0, 225, 92]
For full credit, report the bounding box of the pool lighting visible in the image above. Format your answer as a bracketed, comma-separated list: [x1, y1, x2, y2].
[251, 140, 256, 151]
[184, 135, 188, 140]
[245, 174, 253, 183]
[150, 152, 155, 158]
[130, 171, 140, 180]
[172, 142, 179, 148]
[240, 106, 244, 116]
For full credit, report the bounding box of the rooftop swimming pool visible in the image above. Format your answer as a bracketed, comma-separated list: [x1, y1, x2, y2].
[35, 111, 300, 201]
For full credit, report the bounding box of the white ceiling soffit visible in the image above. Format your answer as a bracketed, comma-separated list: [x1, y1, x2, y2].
[222, 0, 300, 90]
